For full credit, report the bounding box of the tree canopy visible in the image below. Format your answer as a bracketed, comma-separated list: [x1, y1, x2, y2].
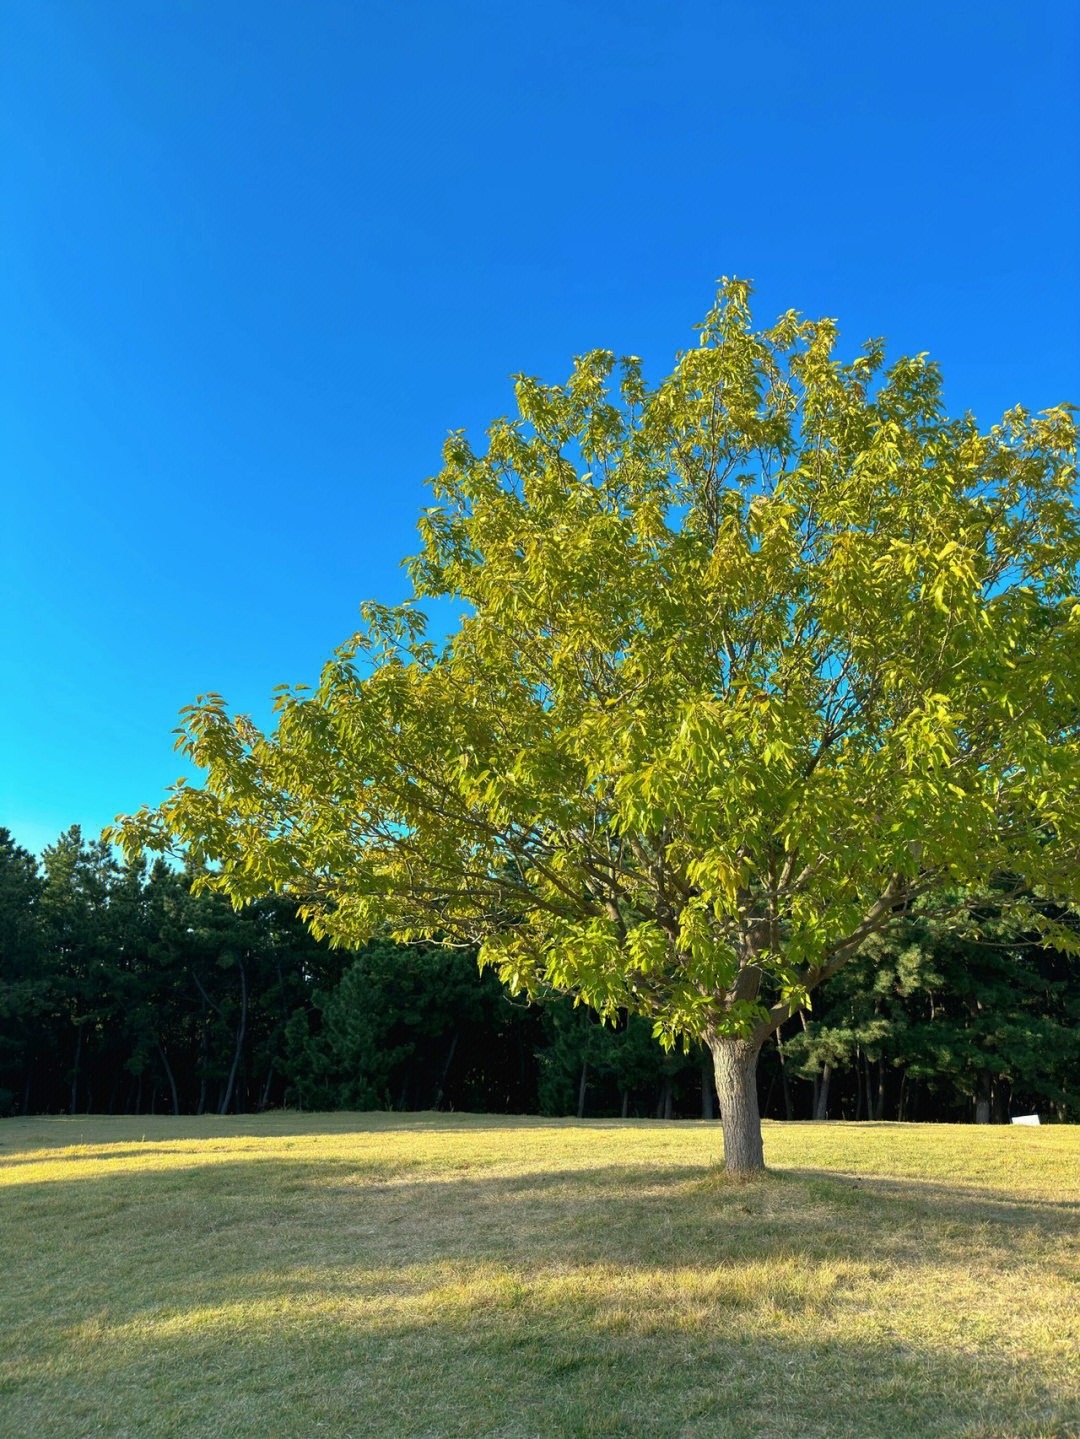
[112, 281, 1080, 1170]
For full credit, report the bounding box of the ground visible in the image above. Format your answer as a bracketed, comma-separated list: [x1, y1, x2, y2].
[1, 1113, 1077, 1438]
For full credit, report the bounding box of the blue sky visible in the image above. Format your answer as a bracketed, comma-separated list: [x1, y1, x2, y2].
[2, 0, 1078, 856]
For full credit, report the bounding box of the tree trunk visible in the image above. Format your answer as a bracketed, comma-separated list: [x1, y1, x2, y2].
[709, 1037, 765, 1174]
[258, 1011, 288, 1111]
[814, 1063, 831, 1120]
[874, 1061, 886, 1121]
[260, 1059, 276, 1112]
[975, 1072, 993, 1124]
[70, 1023, 84, 1114]
[762, 1062, 779, 1120]
[197, 992, 209, 1116]
[620, 1088, 629, 1119]
[576, 1059, 588, 1119]
[156, 1036, 180, 1116]
[701, 1063, 715, 1120]
[432, 1029, 460, 1110]
[219, 958, 247, 1116]
[780, 1053, 794, 1120]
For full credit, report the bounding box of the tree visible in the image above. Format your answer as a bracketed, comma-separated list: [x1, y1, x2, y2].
[280, 936, 539, 1113]
[536, 1001, 704, 1119]
[0, 829, 45, 1114]
[884, 893, 1080, 1123]
[111, 282, 1080, 1172]
[40, 827, 117, 1113]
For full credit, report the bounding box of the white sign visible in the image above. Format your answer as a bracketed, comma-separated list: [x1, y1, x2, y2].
[1011, 1114, 1040, 1126]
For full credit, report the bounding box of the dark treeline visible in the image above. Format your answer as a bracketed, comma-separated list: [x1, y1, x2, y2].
[2, 826, 1078, 1122]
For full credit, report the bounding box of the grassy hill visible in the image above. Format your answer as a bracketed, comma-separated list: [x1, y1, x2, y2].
[2, 1114, 1077, 1438]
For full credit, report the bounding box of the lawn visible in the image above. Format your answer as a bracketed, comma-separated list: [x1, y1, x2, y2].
[1, 1114, 1077, 1439]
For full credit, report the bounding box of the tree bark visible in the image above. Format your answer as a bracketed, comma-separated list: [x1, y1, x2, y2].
[432, 1029, 459, 1110]
[873, 1061, 886, 1121]
[260, 1059, 276, 1112]
[762, 1060, 779, 1120]
[701, 1063, 715, 1120]
[192, 971, 222, 1116]
[709, 1036, 765, 1174]
[70, 1023, 84, 1114]
[156, 1036, 180, 1116]
[258, 971, 290, 1112]
[576, 1059, 588, 1119]
[782, 1069, 794, 1120]
[197, 999, 208, 1116]
[219, 957, 247, 1116]
[776, 1037, 794, 1121]
[975, 1073, 993, 1124]
[814, 1062, 831, 1120]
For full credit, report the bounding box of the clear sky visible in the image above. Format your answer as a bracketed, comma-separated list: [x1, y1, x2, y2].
[2, 1, 1078, 856]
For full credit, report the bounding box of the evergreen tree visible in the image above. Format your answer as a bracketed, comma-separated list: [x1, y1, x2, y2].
[39, 828, 117, 1112]
[786, 892, 1080, 1121]
[0, 829, 45, 1114]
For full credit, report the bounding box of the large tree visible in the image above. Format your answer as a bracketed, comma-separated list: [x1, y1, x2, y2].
[112, 282, 1080, 1172]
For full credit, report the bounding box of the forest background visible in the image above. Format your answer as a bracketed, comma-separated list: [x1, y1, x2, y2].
[3, 823, 1077, 1126]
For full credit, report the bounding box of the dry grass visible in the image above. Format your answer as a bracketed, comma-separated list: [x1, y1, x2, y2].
[1, 1113, 1077, 1438]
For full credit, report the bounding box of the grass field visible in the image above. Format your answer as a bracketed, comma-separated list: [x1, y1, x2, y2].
[1, 1114, 1078, 1439]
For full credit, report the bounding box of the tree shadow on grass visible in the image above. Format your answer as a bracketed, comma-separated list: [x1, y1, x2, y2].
[0, 1110, 663, 1154]
[11, 1310, 1077, 1439]
[4, 1154, 1079, 1438]
[6, 1149, 1080, 1261]
[6, 1152, 1079, 1295]
[777, 1165, 1080, 1224]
